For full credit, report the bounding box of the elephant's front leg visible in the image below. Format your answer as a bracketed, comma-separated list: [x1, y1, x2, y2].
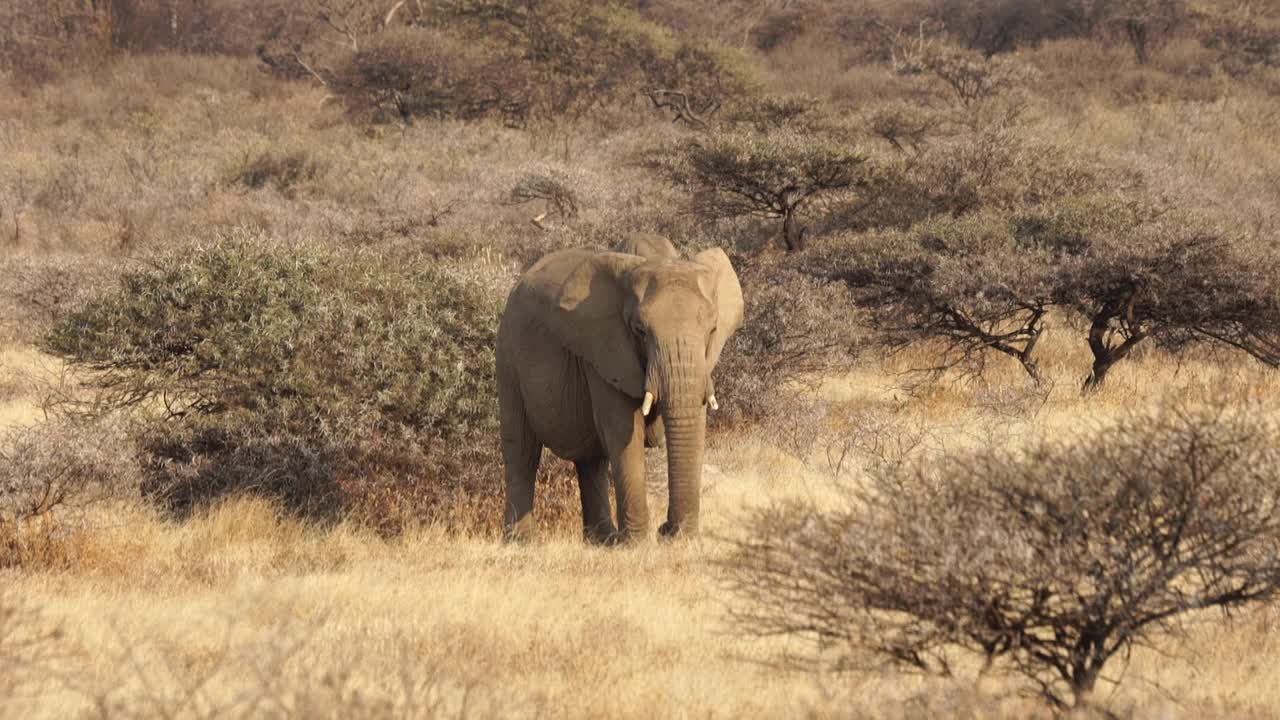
[612, 409, 650, 541]
[586, 374, 649, 541]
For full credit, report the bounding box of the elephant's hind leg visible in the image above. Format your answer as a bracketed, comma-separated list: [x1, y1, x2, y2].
[500, 391, 542, 543]
[574, 458, 617, 543]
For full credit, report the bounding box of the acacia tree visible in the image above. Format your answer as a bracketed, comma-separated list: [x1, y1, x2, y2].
[894, 40, 1037, 106]
[1107, 0, 1190, 64]
[723, 407, 1280, 712]
[1060, 213, 1280, 389]
[814, 211, 1055, 383]
[816, 193, 1280, 391]
[656, 128, 870, 252]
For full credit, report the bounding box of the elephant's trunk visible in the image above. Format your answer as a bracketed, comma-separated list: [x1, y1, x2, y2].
[647, 335, 707, 537]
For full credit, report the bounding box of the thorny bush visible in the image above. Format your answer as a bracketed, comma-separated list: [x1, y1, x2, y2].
[723, 405, 1280, 713]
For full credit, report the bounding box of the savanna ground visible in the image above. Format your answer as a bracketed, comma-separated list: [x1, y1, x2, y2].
[7, 334, 1280, 718]
[5, 1, 1280, 717]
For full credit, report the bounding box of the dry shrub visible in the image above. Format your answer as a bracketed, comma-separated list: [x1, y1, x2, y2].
[109, 0, 286, 55]
[748, 393, 941, 480]
[815, 404, 937, 479]
[904, 127, 1123, 218]
[826, 124, 1129, 237]
[56, 610, 527, 719]
[503, 172, 581, 222]
[1048, 200, 1280, 388]
[337, 441, 582, 538]
[719, 93, 827, 132]
[814, 207, 1068, 384]
[864, 101, 945, 154]
[711, 256, 859, 429]
[142, 421, 579, 538]
[926, 0, 1088, 55]
[318, 0, 752, 126]
[0, 589, 62, 712]
[895, 41, 1039, 106]
[330, 26, 532, 126]
[222, 147, 327, 196]
[1108, 0, 1193, 65]
[0, 255, 116, 344]
[815, 192, 1280, 391]
[1200, 2, 1280, 76]
[0, 0, 113, 85]
[0, 419, 138, 569]
[724, 404, 1280, 713]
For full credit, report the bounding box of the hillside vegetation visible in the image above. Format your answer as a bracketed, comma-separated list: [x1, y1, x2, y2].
[4, 1, 1280, 717]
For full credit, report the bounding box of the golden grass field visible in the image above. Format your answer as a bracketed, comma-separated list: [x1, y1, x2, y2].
[5, 336, 1280, 719]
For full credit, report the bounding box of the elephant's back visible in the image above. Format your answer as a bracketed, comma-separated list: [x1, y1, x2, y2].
[615, 232, 679, 261]
[513, 248, 638, 303]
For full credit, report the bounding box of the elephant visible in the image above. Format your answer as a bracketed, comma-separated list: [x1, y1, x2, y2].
[615, 232, 679, 261]
[496, 239, 744, 543]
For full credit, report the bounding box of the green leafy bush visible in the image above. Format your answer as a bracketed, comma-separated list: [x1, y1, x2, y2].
[42, 235, 527, 532]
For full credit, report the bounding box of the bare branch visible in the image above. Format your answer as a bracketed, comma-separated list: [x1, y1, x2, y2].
[644, 88, 720, 130]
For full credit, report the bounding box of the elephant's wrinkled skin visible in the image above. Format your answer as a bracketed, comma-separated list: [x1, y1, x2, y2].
[496, 237, 743, 543]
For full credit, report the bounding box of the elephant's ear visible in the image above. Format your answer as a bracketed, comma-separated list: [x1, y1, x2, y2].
[520, 249, 647, 398]
[693, 248, 744, 369]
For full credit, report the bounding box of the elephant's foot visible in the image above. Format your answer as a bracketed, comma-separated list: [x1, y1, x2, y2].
[503, 517, 539, 544]
[599, 527, 652, 546]
[658, 520, 698, 540]
[583, 522, 619, 545]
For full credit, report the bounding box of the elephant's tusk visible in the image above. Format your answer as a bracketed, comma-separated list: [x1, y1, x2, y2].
[707, 394, 719, 411]
[642, 392, 655, 416]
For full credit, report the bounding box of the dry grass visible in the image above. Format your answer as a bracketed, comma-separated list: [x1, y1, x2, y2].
[0, 348, 46, 428]
[3, 341, 1280, 718]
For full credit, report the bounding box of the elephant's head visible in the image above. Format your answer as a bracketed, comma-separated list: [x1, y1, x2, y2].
[530, 247, 744, 536]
